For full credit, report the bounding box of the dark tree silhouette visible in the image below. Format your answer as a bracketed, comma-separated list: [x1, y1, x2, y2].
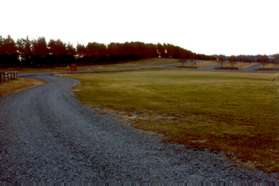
[0, 35, 18, 66]
[48, 39, 66, 65]
[31, 37, 49, 66]
[66, 43, 76, 59]
[76, 44, 86, 59]
[86, 42, 107, 61]
[17, 37, 32, 65]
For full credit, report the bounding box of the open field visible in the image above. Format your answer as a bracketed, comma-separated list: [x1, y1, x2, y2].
[0, 78, 44, 96]
[1, 59, 278, 74]
[69, 70, 279, 173]
[77, 58, 181, 72]
[0, 59, 181, 73]
[258, 63, 279, 71]
[264, 63, 279, 68]
[220, 62, 256, 69]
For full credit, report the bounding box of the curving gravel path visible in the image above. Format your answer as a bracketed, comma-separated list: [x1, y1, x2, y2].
[0, 74, 278, 183]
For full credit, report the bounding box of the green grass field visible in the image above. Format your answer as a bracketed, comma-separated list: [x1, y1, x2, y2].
[69, 70, 279, 173]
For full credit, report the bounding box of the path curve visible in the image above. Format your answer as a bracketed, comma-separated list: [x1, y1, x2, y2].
[0, 74, 277, 183]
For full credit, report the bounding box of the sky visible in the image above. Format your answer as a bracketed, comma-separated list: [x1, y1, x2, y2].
[1, 0, 279, 55]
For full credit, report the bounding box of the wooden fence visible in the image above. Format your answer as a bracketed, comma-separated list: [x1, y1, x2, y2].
[0, 71, 18, 83]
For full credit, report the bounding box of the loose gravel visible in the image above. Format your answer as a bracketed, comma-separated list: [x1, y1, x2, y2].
[0, 74, 278, 183]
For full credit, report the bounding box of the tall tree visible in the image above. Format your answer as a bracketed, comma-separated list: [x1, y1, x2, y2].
[31, 37, 49, 65]
[17, 37, 32, 65]
[0, 35, 18, 66]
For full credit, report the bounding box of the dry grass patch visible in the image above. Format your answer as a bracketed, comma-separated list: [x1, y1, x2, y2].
[0, 78, 44, 96]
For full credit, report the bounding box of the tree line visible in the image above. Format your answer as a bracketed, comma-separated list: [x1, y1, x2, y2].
[0, 35, 195, 67]
[1, 35, 278, 67]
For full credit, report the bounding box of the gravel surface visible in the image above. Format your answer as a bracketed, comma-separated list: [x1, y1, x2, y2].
[0, 74, 278, 183]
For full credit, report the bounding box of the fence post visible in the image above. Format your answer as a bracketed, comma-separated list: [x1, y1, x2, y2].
[0, 71, 18, 83]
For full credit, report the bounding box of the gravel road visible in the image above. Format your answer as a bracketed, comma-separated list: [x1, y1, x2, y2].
[0, 74, 278, 183]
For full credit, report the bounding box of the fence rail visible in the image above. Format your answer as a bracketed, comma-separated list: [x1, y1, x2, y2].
[0, 71, 18, 83]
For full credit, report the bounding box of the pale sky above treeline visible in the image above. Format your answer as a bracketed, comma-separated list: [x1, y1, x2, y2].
[1, 0, 278, 55]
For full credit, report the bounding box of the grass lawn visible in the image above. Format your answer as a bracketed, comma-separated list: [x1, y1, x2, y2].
[69, 70, 279, 173]
[0, 78, 44, 97]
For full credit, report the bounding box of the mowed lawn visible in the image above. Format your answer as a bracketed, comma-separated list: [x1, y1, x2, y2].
[69, 70, 279, 172]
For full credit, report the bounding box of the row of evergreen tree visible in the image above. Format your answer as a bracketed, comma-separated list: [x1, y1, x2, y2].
[0, 36, 196, 67]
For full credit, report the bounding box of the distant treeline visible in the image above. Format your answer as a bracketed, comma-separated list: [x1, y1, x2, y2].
[217, 54, 279, 64]
[0, 35, 197, 67]
[0, 35, 278, 67]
